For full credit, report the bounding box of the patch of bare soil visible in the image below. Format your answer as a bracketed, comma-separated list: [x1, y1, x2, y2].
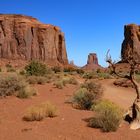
[0, 80, 140, 140]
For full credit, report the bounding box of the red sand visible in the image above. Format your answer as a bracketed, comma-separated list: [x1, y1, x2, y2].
[0, 80, 140, 140]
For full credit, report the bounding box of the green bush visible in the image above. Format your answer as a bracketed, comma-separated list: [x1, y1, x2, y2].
[72, 81, 103, 110]
[81, 81, 103, 99]
[89, 100, 123, 132]
[72, 88, 93, 109]
[0, 67, 2, 72]
[25, 61, 47, 76]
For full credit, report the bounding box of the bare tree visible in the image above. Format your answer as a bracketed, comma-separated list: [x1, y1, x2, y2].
[106, 50, 140, 130]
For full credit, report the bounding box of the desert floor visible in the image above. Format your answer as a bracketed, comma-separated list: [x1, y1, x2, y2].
[0, 79, 140, 140]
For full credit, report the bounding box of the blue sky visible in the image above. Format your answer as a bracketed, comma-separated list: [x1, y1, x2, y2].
[0, 0, 140, 67]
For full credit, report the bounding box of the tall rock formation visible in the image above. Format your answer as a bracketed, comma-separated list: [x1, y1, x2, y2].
[82, 53, 101, 70]
[87, 53, 98, 65]
[121, 24, 140, 63]
[0, 14, 68, 65]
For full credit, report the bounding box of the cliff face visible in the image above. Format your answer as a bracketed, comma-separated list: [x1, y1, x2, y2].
[0, 14, 68, 65]
[121, 24, 140, 63]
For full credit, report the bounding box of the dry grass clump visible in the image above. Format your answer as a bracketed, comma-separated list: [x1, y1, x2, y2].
[72, 81, 103, 110]
[16, 86, 37, 99]
[0, 73, 25, 96]
[27, 76, 46, 85]
[89, 100, 123, 132]
[81, 80, 103, 100]
[23, 102, 57, 121]
[0, 73, 37, 98]
[82, 71, 112, 80]
[62, 77, 78, 85]
[54, 76, 78, 89]
[54, 80, 64, 89]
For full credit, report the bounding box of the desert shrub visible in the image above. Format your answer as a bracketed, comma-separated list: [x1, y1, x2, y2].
[97, 72, 111, 79]
[81, 81, 103, 100]
[41, 102, 57, 117]
[0, 73, 36, 98]
[54, 80, 64, 89]
[23, 102, 57, 121]
[5, 63, 12, 68]
[68, 77, 78, 85]
[89, 100, 123, 132]
[16, 86, 37, 99]
[76, 69, 84, 75]
[82, 71, 98, 79]
[7, 67, 16, 72]
[72, 81, 103, 110]
[62, 77, 78, 85]
[27, 76, 46, 85]
[135, 74, 140, 83]
[72, 88, 93, 109]
[0, 74, 25, 96]
[0, 67, 2, 72]
[63, 66, 75, 73]
[25, 61, 47, 76]
[52, 66, 61, 73]
[19, 70, 26, 75]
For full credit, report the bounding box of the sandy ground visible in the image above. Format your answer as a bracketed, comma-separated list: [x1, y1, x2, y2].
[0, 79, 140, 140]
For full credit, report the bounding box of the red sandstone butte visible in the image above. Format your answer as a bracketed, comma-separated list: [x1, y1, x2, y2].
[0, 14, 68, 65]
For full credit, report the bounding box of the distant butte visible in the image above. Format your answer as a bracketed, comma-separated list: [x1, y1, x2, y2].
[82, 53, 102, 70]
[0, 14, 68, 66]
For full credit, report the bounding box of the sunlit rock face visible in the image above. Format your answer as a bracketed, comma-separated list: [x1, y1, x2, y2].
[0, 14, 68, 65]
[82, 53, 102, 70]
[121, 24, 140, 63]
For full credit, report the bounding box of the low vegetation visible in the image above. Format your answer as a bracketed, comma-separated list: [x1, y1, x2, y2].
[54, 76, 78, 89]
[25, 61, 48, 76]
[23, 102, 57, 121]
[82, 71, 112, 80]
[72, 80, 103, 110]
[27, 76, 47, 85]
[54, 80, 64, 89]
[51, 66, 62, 73]
[89, 100, 123, 132]
[16, 86, 37, 99]
[0, 73, 36, 98]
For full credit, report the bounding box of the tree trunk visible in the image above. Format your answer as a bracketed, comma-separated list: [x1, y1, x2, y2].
[130, 70, 140, 129]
